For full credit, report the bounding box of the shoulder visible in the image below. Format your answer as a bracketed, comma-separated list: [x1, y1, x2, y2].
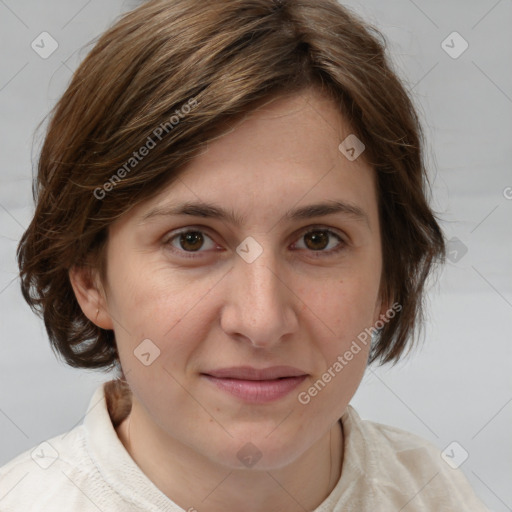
[341, 405, 490, 511]
[0, 383, 129, 512]
[0, 425, 97, 511]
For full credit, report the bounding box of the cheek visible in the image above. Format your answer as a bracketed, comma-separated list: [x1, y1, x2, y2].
[107, 258, 223, 376]
[298, 273, 378, 396]
[105, 252, 191, 334]
[299, 283, 373, 414]
[302, 272, 381, 338]
[297, 333, 369, 425]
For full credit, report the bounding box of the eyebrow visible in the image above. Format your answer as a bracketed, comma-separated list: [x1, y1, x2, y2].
[140, 199, 370, 228]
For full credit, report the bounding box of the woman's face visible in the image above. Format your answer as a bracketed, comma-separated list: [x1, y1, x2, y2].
[96, 88, 386, 469]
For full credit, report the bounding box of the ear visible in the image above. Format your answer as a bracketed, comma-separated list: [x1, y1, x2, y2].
[69, 265, 114, 330]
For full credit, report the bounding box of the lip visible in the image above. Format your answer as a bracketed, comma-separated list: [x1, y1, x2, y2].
[203, 365, 307, 380]
[201, 366, 308, 404]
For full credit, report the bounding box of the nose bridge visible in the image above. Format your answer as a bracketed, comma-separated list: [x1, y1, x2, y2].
[221, 241, 297, 346]
[238, 246, 284, 313]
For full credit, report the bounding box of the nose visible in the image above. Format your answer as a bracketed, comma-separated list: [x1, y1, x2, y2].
[220, 246, 299, 349]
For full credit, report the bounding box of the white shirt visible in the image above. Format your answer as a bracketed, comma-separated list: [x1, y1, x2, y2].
[0, 381, 489, 511]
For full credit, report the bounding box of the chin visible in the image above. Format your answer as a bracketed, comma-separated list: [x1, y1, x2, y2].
[211, 432, 308, 471]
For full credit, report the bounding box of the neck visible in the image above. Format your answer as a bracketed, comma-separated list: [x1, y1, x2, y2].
[116, 399, 344, 512]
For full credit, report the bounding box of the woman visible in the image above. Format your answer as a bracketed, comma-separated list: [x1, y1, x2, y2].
[0, 0, 489, 510]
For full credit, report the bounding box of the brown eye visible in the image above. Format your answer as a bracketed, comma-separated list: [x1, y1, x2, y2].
[303, 230, 330, 251]
[294, 228, 345, 256]
[179, 231, 204, 251]
[165, 229, 217, 257]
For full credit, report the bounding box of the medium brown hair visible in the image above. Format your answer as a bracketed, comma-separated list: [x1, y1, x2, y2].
[17, 0, 445, 370]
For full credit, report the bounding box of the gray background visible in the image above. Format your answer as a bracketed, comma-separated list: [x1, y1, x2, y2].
[0, 1, 510, 510]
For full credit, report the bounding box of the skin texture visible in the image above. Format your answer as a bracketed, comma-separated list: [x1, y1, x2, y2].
[70, 87, 389, 512]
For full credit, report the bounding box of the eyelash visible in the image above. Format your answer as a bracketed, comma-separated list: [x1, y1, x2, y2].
[163, 226, 347, 260]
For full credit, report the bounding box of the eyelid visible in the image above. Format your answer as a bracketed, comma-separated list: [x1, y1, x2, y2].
[164, 226, 215, 242]
[296, 224, 347, 241]
[162, 225, 220, 259]
[163, 224, 348, 258]
[291, 226, 347, 255]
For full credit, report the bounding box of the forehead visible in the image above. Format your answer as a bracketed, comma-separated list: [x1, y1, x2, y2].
[202, 89, 351, 169]
[121, 88, 379, 231]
